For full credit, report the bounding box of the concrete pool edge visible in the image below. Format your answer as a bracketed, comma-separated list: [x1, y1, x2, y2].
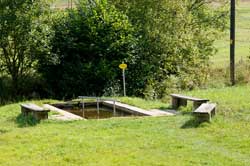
[102, 101, 175, 117]
[43, 104, 85, 121]
[43, 101, 175, 121]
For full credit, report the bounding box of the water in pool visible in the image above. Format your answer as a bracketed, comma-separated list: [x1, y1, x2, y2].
[64, 106, 133, 119]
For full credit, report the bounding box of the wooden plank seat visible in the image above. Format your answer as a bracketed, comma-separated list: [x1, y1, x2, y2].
[170, 94, 209, 110]
[20, 103, 50, 120]
[193, 103, 216, 122]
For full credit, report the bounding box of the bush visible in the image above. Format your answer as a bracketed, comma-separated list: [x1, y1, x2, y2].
[0, 74, 49, 105]
[0, 76, 12, 104]
[37, 0, 137, 99]
[111, 0, 228, 97]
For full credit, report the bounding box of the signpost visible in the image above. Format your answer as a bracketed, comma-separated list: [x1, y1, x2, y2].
[119, 63, 127, 96]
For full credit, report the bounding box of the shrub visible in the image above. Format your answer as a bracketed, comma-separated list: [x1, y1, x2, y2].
[111, 0, 228, 97]
[37, 0, 137, 99]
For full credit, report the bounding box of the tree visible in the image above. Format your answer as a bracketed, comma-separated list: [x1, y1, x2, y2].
[110, 0, 228, 98]
[37, 0, 137, 98]
[0, 0, 51, 94]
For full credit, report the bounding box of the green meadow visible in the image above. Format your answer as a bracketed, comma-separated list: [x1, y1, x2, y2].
[1, 85, 250, 165]
[1, 1, 250, 165]
[213, 1, 250, 67]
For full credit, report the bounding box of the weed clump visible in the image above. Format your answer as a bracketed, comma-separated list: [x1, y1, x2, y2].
[16, 114, 39, 127]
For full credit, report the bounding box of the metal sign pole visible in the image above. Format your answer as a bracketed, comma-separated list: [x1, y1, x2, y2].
[123, 69, 126, 96]
[119, 63, 127, 97]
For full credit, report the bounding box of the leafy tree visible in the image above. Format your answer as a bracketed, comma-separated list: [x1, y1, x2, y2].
[110, 0, 228, 98]
[37, 0, 137, 98]
[0, 0, 51, 94]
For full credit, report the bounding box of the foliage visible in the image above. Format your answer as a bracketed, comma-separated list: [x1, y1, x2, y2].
[215, 1, 250, 68]
[0, 76, 12, 104]
[0, 0, 229, 101]
[111, 0, 228, 98]
[37, 0, 137, 99]
[16, 113, 39, 127]
[0, 0, 51, 95]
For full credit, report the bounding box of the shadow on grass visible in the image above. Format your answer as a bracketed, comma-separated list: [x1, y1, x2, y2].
[181, 117, 207, 129]
[16, 113, 40, 127]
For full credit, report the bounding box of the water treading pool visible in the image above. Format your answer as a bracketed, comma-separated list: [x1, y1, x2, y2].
[52, 102, 135, 119]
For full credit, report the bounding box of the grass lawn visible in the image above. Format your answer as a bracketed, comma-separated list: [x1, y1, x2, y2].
[2, 1, 250, 165]
[1, 86, 250, 165]
[185, 84, 250, 115]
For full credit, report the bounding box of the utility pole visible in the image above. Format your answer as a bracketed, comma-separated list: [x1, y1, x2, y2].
[230, 0, 235, 85]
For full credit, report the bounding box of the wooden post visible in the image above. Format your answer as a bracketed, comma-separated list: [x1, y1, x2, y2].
[171, 97, 179, 109]
[230, 0, 235, 85]
[179, 99, 187, 108]
[193, 101, 204, 110]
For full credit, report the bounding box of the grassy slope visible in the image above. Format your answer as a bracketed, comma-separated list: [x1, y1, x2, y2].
[1, 1, 250, 165]
[212, 1, 250, 67]
[185, 84, 250, 115]
[1, 91, 250, 165]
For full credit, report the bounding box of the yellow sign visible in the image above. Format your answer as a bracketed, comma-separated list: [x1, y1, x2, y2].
[119, 63, 127, 69]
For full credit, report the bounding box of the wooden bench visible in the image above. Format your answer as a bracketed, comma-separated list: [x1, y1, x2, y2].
[193, 103, 216, 122]
[20, 103, 50, 120]
[170, 94, 209, 110]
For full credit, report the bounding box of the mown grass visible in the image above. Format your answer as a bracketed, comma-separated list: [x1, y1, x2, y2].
[2, 1, 250, 165]
[184, 84, 250, 116]
[1, 89, 250, 165]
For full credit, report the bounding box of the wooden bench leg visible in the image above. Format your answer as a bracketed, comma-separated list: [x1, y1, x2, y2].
[21, 108, 31, 117]
[211, 108, 216, 117]
[33, 112, 48, 121]
[195, 113, 211, 122]
[171, 97, 179, 109]
[172, 97, 187, 109]
[179, 99, 187, 107]
[193, 101, 206, 110]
